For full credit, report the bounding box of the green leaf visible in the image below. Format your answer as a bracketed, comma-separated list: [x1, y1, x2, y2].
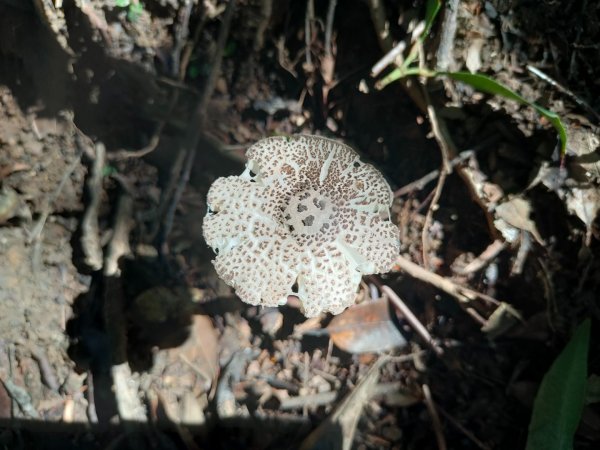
[400, 0, 441, 70]
[114, 0, 130, 7]
[442, 71, 567, 157]
[423, 0, 442, 38]
[526, 318, 590, 450]
[127, 2, 144, 22]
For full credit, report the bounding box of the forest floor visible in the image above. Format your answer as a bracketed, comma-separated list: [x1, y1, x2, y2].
[0, 1, 599, 449]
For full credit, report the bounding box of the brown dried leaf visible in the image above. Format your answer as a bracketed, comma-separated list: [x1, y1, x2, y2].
[495, 196, 544, 244]
[565, 187, 600, 243]
[327, 298, 407, 354]
[481, 302, 523, 339]
[171, 315, 219, 392]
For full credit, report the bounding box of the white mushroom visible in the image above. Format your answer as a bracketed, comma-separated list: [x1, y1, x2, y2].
[202, 135, 400, 317]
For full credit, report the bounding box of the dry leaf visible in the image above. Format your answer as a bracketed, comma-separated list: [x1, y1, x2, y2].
[565, 186, 600, 244]
[327, 298, 407, 354]
[568, 125, 600, 181]
[495, 196, 544, 244]
[300, 356, 389, 450]
[173, 314, 220, 392]
[481, 302, 523, 339]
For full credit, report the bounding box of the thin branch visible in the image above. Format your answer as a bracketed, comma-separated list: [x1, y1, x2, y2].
[108, 2, 208, 161]
[395, 255, 500, 307]
[395, 150, 473, 197]
[382, 286, 444, 357]
[304, 0, 314, 67]
[79, 142, 105, 271]
[421, 168, 447, 268]
[371, 41, 406, 77]
[438, 406, 491, 450]
[324, 0, 337, 57]
[366, 0, 393, 53]
[422, 384, 447, 450]
[527, 64, 600, 122]
[434, 0, 459, 71]
[454, 239, 507, 276]
[254, 0, 273, 52]
[159, 0, 236, 250]
[418, 39, 454, 267]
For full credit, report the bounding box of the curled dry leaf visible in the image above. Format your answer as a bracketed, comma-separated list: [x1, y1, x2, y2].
[326, 298, 407, 354]
[494, 196, 544, 245]
[565, 187, 600, 244]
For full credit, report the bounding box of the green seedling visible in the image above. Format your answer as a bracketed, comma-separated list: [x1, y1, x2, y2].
[114, 0, 144, 22]
[375, 0, 567, 157]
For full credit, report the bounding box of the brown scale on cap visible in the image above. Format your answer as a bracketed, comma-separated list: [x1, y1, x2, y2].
[202, 135, 400, 317]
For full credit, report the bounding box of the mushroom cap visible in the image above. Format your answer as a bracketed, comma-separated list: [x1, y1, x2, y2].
[202, 135, 400, 317]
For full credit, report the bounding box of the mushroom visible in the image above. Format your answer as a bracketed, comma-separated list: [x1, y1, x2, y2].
[202, 135, 400, 317]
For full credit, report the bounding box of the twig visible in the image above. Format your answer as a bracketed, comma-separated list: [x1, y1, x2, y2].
[382, 286, 444, 357]
[395, 150, 473, 197]
[280, 391, 338, 411]
[421, 169, 447, 268]
[158, 0, 236, 250]
[454, 239, 507, 276]
[216, 348, 256, 418]
[111, 363, 146, 421]
[527, 64, 600, 122]
[103, 184, 134, 277]
[367, 0, 428, 112]
[371, 41, 406, 77]
[107, 127, 163, 161]
[180, 6, 209, 80]
[254, 0, 273, 52]
[324, 0, 337, 57]
[86, 370, 99, 424]
[422, 384, 447, 450]
[510, 231, 531, 275]
[388, 349, 428, 363]
[304, 0, 314, 68]
[366, 0, 393, 53]
[300, 355, 389, 450]
[108, 3, 208, 162]
[28, 346, 59, 391]
[80, 142, 105, 271]
[438, 406, 491, 450]
[172, 0, 194, 79]
[418, 39, 454, 267]
[434, 0, 459, 72]
[395, 255, 500, 306]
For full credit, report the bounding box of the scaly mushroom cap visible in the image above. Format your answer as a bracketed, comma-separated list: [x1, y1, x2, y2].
[202, 135, 400, 317]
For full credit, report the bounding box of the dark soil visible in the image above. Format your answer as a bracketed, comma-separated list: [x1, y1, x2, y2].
[1, 1, 599, 449]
